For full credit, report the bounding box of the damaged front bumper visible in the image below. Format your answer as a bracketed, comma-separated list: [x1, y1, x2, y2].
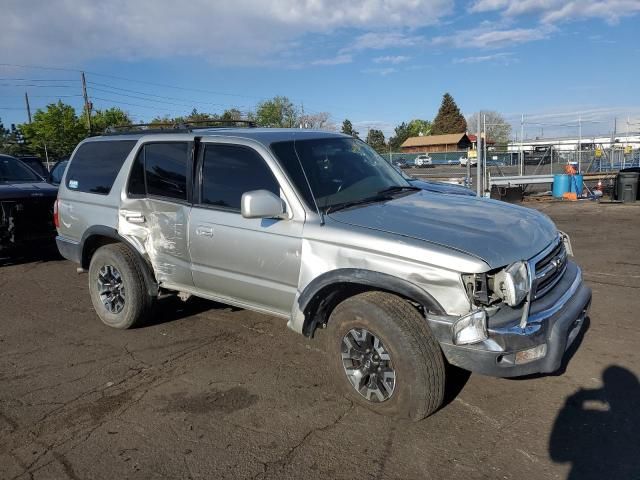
[1, 198, 56, 250]
[429, 260, 591, 377]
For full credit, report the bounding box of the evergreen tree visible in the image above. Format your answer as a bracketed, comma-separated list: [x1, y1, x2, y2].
[341, 119, 359, 138]
[366, 129, 386, 153]
[431, 93, 467, 135]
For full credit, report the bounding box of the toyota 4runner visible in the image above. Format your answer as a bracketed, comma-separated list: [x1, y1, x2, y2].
[55, 124, 591, 420]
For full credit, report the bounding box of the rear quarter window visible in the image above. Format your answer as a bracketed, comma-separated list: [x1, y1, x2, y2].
[65, 140, 137, 194]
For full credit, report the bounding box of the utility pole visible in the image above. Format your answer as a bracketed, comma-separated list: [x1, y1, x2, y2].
[24, 92, 32, 123]
[476, 111, 482, 197]
[81, 72, 92, 132]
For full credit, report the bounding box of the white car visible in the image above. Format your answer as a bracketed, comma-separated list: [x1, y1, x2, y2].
[459, 156, 477, 168]
[414, 154, 433, 168]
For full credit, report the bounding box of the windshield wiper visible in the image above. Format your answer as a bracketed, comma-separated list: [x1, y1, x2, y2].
[325, 193, 393, 214]
[377, 185, 421, 195]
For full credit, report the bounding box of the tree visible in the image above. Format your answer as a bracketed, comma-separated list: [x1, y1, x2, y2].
[366, 129, 386, 153]
[20, 101, 87, 159]
[466, 111, 512, 145]
[83, 107, 132, 133]
[299, 112, 334, 130]
[389, 119, 432, 150]
[431, 93, 467, 135]
[341, 119, 359, 138]
[0, 119, 29, 156]
[255, 96, 298, 128]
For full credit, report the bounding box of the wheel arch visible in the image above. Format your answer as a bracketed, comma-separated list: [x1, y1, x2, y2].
[80, 225, 159, 297]
[299, 268, 446, 337]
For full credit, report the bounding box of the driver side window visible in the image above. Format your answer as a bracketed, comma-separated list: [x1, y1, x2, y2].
[200, 144, 280, 211]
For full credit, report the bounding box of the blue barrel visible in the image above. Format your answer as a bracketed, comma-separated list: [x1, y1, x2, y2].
[553, 174, 570, 198]
[569, 174, 583, 195]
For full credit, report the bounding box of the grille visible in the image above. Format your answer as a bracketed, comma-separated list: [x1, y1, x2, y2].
[532, 239, 567, 300]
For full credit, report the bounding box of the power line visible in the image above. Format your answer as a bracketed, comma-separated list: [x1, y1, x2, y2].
[0, 78, 77, 82]
[0, 83, 77, 88]
[87, 81, 253, 110]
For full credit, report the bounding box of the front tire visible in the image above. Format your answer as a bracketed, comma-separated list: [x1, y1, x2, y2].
[88, 243, 153, 329]
[324, 291, 445, 420]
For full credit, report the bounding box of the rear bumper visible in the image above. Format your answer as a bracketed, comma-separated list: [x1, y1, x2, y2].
[56, 235, 81, 263]
[433, 261, 591, 377]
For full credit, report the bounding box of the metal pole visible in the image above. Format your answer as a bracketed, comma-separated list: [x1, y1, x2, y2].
[81, 72, 92, 132]
[483, 113, 487, 195]
[578, 115, 582, 172]
[520, 114, 524, 176]
[24, 92, 32, 123]
[476, 112, 482, 197]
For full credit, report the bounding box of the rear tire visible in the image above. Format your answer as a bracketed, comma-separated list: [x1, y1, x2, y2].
[324, 291, 445, 421]
[88, 243, 153, 329]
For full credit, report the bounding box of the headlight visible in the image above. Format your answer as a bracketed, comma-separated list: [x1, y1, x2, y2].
[494, 261, 529, 307]
[453, 309, 488, 345]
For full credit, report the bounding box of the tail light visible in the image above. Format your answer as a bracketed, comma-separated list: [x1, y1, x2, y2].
[53, 198, 59, 229]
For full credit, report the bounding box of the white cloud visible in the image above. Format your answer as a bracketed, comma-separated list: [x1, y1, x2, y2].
[373, 55, 411, 64]
[311, 54, 353, 66]
[345, 32, 424, 52]
[362, 67, 397, 76]
[470, 0, 640, 24]
[433, 25, 551, 49]
[0, 0, 453, 65]
[453, 52, 516, 64]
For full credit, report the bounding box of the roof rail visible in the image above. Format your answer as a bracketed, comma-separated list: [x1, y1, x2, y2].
[104, 119, 257, 135]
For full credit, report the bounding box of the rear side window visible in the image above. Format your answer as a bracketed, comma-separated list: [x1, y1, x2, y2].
[201, 144, 279, 211]
[142, 143, 189, 201]
[66, 140, 136, 194]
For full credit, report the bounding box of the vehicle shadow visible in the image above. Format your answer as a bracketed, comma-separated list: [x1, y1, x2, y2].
[549, 365, 640, 479]
[0, 243, 63, 267]
[441, 363, 472, 408]
[142, 295, 242, 328]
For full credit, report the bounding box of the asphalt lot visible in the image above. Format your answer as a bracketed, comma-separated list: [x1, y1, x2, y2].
[1, 201, 639, 480]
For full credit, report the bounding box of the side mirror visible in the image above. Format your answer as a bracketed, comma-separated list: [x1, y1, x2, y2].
[241, 190, 286, 219]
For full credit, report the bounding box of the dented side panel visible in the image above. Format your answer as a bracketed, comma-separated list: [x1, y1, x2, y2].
[286, 215, 489, 333]
[119, 197, 193, 287]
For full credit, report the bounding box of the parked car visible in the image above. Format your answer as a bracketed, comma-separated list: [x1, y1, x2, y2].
[392, 157, 408, 169]
[0, 154, 58, 251]
[48, 159, 69, 186]
[55, 128, 591, 420]
[414, 154, 433, 168]
[408, 178, 475, 196]
[15, 155, 49, 178]
[459, 156, 478, 168]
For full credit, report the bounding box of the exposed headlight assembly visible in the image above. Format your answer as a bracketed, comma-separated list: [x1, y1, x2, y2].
[494, 261, 530, 307]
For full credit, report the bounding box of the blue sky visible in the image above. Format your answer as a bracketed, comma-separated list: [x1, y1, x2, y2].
[1, 0, 639, 139]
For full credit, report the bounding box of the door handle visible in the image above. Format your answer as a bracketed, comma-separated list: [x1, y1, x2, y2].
[195, 226, 214, 237]
[124, 212, 146, 224]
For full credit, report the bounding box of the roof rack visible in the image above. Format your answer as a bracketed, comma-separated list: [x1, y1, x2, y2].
[104, 119, 257, 135]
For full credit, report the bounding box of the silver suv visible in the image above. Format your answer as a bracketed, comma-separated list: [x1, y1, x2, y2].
[55, 126, 591, 420]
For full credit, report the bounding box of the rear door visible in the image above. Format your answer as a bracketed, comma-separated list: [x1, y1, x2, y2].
[188, 141, 303, 315]
[120, 141, 194, 288]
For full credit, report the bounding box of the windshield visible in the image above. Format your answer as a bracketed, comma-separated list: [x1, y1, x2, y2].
[271, 137, 411, 212]
[0, 156, 42, 183]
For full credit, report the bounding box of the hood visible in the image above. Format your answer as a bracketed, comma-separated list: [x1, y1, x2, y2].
[328, 190, 558, 268]
[408, 179, 475, 196]
[0, 182, 58, 201]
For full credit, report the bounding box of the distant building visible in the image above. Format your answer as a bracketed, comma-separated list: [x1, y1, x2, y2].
[400, 133, 472, 153]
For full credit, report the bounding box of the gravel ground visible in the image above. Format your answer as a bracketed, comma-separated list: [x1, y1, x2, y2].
[1, 201, 639, 480]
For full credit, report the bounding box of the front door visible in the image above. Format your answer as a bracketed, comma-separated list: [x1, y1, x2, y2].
[188, 142, 303, 315]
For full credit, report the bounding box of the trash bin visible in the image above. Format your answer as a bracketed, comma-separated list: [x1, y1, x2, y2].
[620, 167, 640, 200]
[616, 171, 639, 203]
